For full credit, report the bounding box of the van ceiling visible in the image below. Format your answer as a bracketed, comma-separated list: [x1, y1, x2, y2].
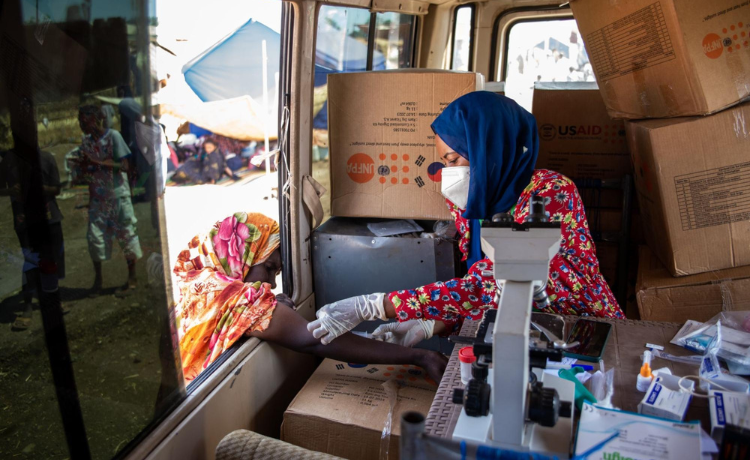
[344, 0, 565, 11]
[387, 0, 565, 6]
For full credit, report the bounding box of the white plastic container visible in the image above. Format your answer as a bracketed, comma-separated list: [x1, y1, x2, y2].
[459, 347, 476, 385]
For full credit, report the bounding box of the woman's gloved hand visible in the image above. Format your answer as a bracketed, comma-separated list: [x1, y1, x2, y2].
[371, 319, 435, 347]
[307, 293, 387, 345]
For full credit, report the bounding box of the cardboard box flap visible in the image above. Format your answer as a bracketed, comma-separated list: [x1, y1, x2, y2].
[534, 81, 599, 91]
[637, 246, 750, 291]
[485, 81, 505, 93]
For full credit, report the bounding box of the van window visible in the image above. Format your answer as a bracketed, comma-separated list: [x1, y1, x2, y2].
[312, 7, 416, 221]
[502, 18, 595, 111]
[451, 5, 474, 71]
[375, 12, 417, 69]
[0, 1, 183, 458]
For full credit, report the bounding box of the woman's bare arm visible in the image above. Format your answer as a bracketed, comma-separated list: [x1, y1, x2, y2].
[248, 302, 448, 382]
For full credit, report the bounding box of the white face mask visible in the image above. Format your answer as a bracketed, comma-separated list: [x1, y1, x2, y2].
[441, 166, 470, 210]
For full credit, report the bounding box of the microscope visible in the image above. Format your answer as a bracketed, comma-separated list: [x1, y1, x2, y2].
[450, 196, 576, 458]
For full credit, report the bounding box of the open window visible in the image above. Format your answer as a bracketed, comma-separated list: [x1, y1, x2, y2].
[500, 18, 595, 111]
[450, 5, 475, 71]
[311, 6, 417, 222]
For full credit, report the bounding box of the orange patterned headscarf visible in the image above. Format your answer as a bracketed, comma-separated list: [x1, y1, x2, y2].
[172, 212, 281, 382]
[174, 212, 280, 281]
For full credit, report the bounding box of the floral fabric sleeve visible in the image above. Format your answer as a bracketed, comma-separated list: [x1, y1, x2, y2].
[388, 258, 497, 334]
[513, 170, 623, 318]
[389, 169, 624, 333]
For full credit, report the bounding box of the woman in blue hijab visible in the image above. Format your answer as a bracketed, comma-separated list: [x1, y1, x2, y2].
[309, 92, 623, 347]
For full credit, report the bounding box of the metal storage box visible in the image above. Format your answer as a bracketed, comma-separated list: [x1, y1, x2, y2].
[312, 217, 459, 309]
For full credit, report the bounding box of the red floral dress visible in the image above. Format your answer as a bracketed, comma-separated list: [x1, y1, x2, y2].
[388, 170, 624, 333]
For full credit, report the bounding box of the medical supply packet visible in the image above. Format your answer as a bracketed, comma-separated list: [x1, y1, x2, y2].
[672, 313, 750, 367]
[576, 403, 701, 460]
[638, 374, 693, 421]
[708, 390, 750, 442]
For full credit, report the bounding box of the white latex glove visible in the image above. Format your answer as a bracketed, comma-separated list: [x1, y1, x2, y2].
[308, 293, 387, 345]
[371, 319, 435, 348]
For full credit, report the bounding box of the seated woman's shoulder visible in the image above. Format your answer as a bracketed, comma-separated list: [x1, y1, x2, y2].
[532, 169, 576, 188]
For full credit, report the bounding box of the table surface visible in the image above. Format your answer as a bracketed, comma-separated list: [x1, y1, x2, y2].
[424, 317, 710, 439]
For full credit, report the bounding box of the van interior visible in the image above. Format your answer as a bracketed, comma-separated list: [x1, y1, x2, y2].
[1, 0, 749, 458]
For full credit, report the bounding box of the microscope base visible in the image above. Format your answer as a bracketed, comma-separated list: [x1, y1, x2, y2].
[452, 370, 575, 459]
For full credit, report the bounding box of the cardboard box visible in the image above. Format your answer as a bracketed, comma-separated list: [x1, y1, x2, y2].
[570, 0, 750, 119]
[636, 246, 750, 322]
[586, 208, 644, 244]
[281, 359, 437, 460]
[628, 103, 750, 276]
[533, 82, 631, 180]
[327, 70, 483, 220]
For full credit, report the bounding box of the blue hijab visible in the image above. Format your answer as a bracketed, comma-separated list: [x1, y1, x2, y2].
[431, 91, 539, 266]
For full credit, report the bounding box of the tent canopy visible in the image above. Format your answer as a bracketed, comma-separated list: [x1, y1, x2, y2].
[182, 18, 385, 102]
[182, 20, 281, 102]
[161, 95, 277, 141]
[181, 18, 386, 132]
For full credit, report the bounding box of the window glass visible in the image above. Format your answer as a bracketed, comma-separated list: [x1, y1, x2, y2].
[451, 6, 473, 71]
[375, 12, 416, 69]
[0, 0, 182, 458]
[156, 0, 284, 388]
[503, 18, 595, 111]
[312, 7, 415, 221]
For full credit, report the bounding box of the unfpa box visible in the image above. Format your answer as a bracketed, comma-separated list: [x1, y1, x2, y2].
[570, 0, 750, 119]
[327, 70, 483, 220]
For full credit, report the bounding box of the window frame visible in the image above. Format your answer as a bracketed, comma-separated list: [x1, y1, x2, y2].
[370, 11, 419, 70]
[307, 5, 419, 230]
[489, 5, 574, 82]
[279, 0, 295, 297]
[449, 3, 476, 71]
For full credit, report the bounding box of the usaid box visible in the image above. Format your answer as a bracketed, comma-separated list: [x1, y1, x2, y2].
[327, 70, 483, 220]
[570, 0, 750, 119]
[532, 82, 631, 181]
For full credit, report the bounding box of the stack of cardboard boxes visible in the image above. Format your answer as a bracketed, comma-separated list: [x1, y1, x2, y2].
[531, 82, 640, 294]
[570, 0, 750, 321]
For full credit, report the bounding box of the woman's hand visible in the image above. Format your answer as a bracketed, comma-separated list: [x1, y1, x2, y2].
[371, 319, 435, 347]
[307, 293, 387, 345]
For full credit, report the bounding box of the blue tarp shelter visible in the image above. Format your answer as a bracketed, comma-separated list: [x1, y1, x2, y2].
[182, 18, 385, 128]
[182, 20, 281, 102]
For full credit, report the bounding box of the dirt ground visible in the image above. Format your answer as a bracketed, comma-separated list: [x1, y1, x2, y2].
[0, 144, 176, 460]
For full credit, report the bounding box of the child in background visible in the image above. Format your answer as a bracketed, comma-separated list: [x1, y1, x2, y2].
[73, 105, 142, 297]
